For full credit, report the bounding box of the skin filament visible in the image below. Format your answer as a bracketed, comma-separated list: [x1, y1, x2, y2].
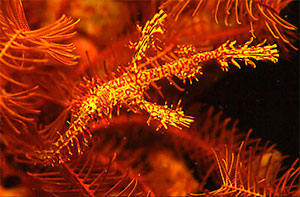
[36, 10, 279, 166]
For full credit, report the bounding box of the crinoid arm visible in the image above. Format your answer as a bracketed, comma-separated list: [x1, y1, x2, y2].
[190, 139, 300, 197]
[0, 86, 40, 134]
[28, 151, 152, 196]
[160, 0, 298, 50]
[0, 0, 80, 85]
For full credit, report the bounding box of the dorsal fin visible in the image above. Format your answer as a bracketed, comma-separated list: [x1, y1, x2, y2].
[128, 10, 168, 72]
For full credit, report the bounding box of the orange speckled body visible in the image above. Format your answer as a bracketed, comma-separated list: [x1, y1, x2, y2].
[38, 11, 279, 166]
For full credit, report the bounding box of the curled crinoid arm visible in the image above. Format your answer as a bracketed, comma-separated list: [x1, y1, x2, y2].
[139, 100, 194, 131]
[214, 38, 279, 71]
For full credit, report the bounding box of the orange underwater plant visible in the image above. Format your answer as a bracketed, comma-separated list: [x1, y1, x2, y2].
[0, 0, 299, 196]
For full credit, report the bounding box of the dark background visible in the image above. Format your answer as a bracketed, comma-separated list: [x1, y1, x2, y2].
[191, 1, 299, 165]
